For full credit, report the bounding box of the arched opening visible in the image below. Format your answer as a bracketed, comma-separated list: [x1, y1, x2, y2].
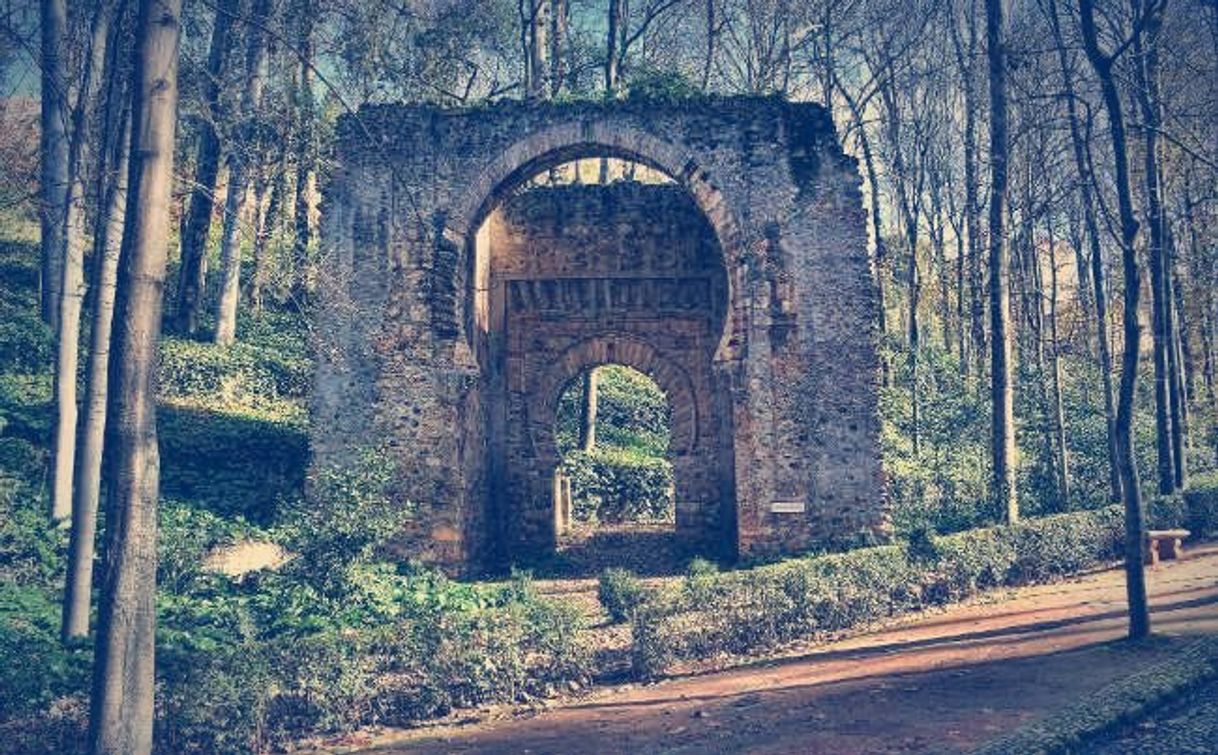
[464, 148, 736, 570]
[550, 364, 683, 574]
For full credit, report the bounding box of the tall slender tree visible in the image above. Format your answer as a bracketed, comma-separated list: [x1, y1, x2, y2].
[64, 102, 130, 642]
[89, 0, 181, 748]
[175, 0, 238, 336]
[1045, 0, 1122, 502]
[986, 0, 1017, 523]
[39, 0, 68, 328]
[51, 0, 120, 524]
[1079, 0, 1159, 641]
[1131, 0, 1178, 494]
[213, 0, 274, 345]
[63, 13, 132, 639]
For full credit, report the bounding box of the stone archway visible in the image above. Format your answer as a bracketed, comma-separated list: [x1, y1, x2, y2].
[315, 98, 888, 573]
[476, 177, 732, 562]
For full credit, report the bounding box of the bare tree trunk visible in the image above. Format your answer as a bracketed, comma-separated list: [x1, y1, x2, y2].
[986, 0, 1017, 523]
[606, 0, 624, 93]
[701, 0, 716, 91]
[291, 2, 316, 306]
[1165, 231, 1187, 487]
[1131, 6, 1176, 494]
[1046, 213, 1071, 508]
[175, 0, 237, 336]
[1046, 0, 1121, 502]
[1079, 0, 1152, 642]
[51, 0, 118, 524]
[579, 367, 599, 451]
[250, 142, 287, 311]
[63, 101, 130, 642]
[214, 0, 273, 345]
[526, 0, 549, 99]
[930, 189, 951, 354]
[952, 0, 985, 380]
[89, 0, 181, 750]
[39, 0, 69, 328]
[906, 211, 921, 457]
[551, 0, 568, 96]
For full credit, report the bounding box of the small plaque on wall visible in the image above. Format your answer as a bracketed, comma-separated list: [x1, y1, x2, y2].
[770, 500, 806, 514]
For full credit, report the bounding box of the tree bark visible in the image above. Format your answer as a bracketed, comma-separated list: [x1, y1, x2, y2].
[39, 0, 69, 328]
[1079, 0, 1153, 642]
[986, 0, 1017, 523]
[89, 0, 181, 750]
[51, 0, 118, 524]
[250, 142, 287, 311]
[526, 0, 549, 99]
[1165, 230, 1187, 487]
[63, 100, 130, 642]
[579, 367, 599, 451]
[175, 0, 237, 336]
[213, 0, 274, 345]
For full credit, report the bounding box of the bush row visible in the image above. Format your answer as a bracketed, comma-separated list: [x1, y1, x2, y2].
[158, 590, 590, 754]
[561, 447, 673, 523]
[629, 506, 1129, 677]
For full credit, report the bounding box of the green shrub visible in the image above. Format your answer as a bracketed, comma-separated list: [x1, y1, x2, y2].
[158, 406, 308, 524]
[1146, 492, 1187, 530]
[598, 567, 649, 623]
[0, 473, 64, 590]
[631, 507, 1126, 678]
[562, 448, 672, 523]
[681, 557, 720, 605]
[158, 499, 260, 595]
[158, 587, 590, 750]
[0, 585, 91, 721]
[1184, 472, 1218, 537]
[158, 642, 275, 754]
[280, 449, 407, 598]
[158, 335, 310, 411]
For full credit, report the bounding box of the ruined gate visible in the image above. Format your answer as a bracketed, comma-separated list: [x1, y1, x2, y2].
[315, 97, 888, 572]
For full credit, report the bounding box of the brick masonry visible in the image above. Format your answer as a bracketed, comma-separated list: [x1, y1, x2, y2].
[315, 96, 888, 572]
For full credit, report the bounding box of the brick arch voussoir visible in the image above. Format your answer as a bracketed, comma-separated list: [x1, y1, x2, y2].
[531, 335, 699, 461]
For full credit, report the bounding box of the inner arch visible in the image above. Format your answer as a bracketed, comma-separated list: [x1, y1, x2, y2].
[467, 148, 738, 568]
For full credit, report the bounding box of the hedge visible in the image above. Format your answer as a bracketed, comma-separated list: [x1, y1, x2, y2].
[158, 597, 590, 754]
[630, 506, 1127, 677]
[1183, 471, 1218, 538]
[561, 447, 673, 523]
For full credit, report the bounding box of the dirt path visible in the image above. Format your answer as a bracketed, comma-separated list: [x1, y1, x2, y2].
[361, 545, 1218, 754]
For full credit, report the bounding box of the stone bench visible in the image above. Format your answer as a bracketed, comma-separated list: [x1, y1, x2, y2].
[1145, 529, 1191, 565]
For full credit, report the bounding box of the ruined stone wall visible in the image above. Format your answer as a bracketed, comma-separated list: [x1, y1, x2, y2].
[316, 97, 887, 572]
